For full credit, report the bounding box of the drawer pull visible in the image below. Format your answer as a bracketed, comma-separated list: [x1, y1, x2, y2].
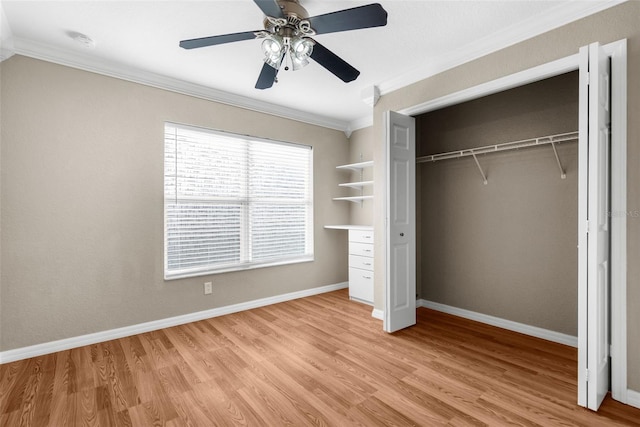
[363, 262, 372, 266]
[363, 275, 372, 279]
[363, 249, 372, 253]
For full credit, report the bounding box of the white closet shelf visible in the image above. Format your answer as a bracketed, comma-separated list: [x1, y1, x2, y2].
[417, 131, 578, 184]
[417, 131, 578, 163]
[339, 180, 374, 189]
[333, 195, 374, 203]
[336, 161, 374, 171]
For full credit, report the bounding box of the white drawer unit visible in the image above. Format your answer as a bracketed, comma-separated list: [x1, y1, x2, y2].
[349, 242, 374, 257]
[349, 268, 374, 303]
[348, 229, 374, 304]
[350, 229, 374, 243]
[349, 254, 374, 270]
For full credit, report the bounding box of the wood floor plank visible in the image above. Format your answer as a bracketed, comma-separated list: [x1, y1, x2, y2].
[377, 380, 464, 425]
[0, 410, 20, 427]
[397, 372, 508, 426]
[2, 288, 640, 426]
[258, 359, 358, 425]
[166, 389, 222, 426]
[355, 395, 423, 426]
[195, 379, 264, 426]
[238, 362, 331, 427]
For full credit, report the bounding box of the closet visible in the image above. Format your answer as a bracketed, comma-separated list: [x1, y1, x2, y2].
[415, 71, 579, 337]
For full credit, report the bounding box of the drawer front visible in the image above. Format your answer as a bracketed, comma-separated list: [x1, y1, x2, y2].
[349, 229, 374, 244]
[349, 268, 374, 303]
[349, 254, 374, 271]
[350, 242, 374, 257]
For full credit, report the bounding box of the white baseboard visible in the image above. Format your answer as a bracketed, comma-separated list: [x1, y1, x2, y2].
[371, 308, 384, 320]
[417, 299, 578, 348]
[0, 281, 348, 364]
[628, 389, 640, 409]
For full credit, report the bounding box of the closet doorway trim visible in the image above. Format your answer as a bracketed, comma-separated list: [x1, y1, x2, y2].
[398, 39, 628, 405]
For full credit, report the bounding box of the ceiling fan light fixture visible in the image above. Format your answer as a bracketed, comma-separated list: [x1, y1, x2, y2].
[289, 37, 314, 70]
[290, 54, 309, 71]
[261, 35, 285, 68]
[292, 37, 314, 59]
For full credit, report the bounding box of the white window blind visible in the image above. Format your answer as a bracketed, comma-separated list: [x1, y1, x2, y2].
[164, 123, 313, 279]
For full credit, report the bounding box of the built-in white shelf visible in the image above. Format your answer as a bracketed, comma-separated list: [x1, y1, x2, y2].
[334, 160, 374, 205]
[324, 225, 373, 230]
[339, 180, 374, 190]
[333, 195, 374, 203]
[336, 160, 374, 172]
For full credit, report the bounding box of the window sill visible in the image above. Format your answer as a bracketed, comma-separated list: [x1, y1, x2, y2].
[164, 255, 315, 281]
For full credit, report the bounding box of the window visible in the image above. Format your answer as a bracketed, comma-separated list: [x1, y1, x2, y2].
[164, 123, 313, 279]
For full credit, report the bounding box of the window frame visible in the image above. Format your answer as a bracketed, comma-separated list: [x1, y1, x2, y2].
[164, 122, 314, 280]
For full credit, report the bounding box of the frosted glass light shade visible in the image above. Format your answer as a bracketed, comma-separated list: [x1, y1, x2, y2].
[262, 36, 284, 69]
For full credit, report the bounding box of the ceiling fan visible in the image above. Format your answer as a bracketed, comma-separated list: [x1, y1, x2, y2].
[179, 0, 388, 89]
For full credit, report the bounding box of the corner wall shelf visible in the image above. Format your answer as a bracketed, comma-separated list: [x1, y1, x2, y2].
[324, 225, 373, 230]
[334, 160, 374, 206]
[339, 181, 374, 190]
[336, 160, 374, 172]
[333, 195, 374, 203]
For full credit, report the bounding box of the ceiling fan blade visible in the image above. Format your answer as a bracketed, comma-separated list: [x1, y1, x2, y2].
[309, 41, 360, 83]
[179, 30, 259, 49]
[255, 63, 279, 90]
[308, 3, 387, 35]
[253, 0, 283, 18]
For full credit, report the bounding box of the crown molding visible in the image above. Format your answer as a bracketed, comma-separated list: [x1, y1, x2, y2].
[12, 37, 351, 134]
[377, 0, 626, 97]
[0, 1, 14, 62]
[0, 47, 14, 62]
[347, 0, 626, 132]
[8, 0, 625, 135]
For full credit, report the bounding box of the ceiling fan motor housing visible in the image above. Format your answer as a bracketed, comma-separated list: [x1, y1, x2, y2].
[277, 0, 309, 20]
[264, 0, 313, 38]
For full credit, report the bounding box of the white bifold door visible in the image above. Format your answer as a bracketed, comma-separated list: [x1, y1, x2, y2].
[384, 111, 416, 333]
[578, 42, 611, 411]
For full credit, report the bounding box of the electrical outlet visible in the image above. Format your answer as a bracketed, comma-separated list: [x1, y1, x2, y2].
[204, 282, 213, 295]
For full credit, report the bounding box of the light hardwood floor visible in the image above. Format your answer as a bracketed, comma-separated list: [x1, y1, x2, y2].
[1, 288, 639, 426]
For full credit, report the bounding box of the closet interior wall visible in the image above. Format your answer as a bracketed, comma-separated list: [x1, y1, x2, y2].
[416, 71, 579, 336]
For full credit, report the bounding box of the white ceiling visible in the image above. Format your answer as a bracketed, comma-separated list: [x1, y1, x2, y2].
[0, 0, 622, 133]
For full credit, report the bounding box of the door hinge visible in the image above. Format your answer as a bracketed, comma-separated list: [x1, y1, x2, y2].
[585, 71, 591, 86]
[585, 368, 590, 382]
[585, 220, 590, 233]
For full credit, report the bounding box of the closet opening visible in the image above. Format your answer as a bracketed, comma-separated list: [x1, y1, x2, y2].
[385, 39, 626, 410]
[414, 70, 584, 356]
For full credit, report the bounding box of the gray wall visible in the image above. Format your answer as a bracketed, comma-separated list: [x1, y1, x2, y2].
[417, 72, 578, 335]
[371, 1, 640, 390]
[0, 56, 350, 351]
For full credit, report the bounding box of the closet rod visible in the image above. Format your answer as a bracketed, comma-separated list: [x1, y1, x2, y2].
[416, 131, 578, 164]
